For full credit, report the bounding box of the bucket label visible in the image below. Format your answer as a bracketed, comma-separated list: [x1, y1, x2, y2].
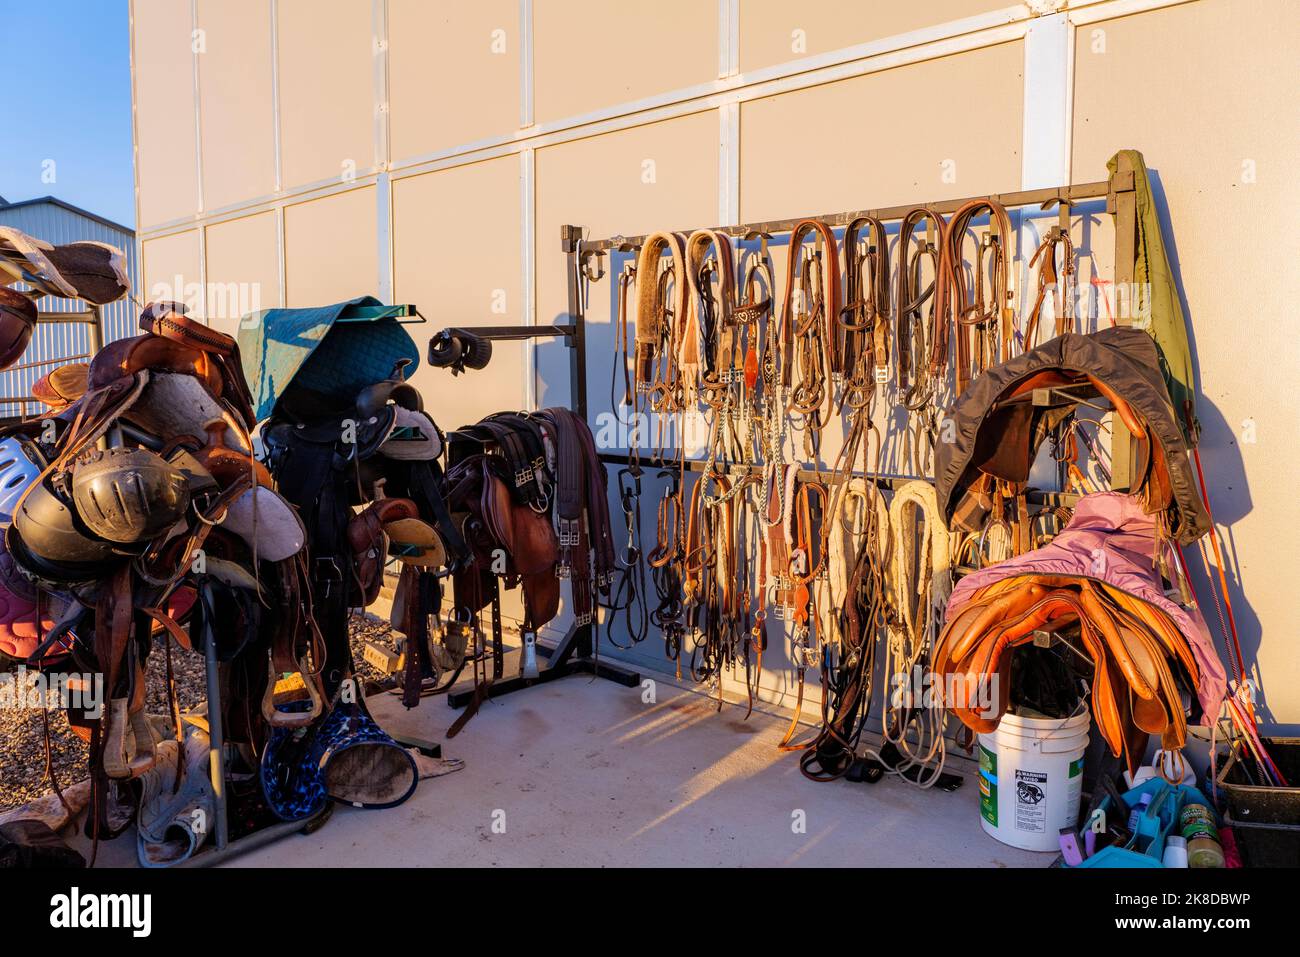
[1014, 769, 1048, 833]
[1069, 758, 1083, 778]
[979, 746, 998, 826]
[979, 744, 997, 778]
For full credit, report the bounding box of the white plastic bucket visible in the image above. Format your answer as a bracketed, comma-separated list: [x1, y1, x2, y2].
[978, 710, 1089, 852]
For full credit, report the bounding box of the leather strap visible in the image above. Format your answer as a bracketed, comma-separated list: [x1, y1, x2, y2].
[931, 200, 1016, 394]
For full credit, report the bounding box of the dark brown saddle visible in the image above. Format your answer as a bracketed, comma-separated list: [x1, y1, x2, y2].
[446, 453, 559, 628]
[0, 226, 129, 305]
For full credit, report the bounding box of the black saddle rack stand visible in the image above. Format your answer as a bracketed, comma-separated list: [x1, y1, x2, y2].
[438, 312, 641, 713]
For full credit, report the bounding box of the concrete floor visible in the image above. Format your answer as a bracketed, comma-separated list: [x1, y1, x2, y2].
[211, 668, 1049, 868]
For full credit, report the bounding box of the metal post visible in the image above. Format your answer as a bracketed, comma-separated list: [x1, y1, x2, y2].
[201, 587, 230, 851]
[561, 224, 588, 421]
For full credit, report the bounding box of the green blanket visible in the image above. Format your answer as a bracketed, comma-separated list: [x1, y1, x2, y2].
[1108, 149, 1198, 445]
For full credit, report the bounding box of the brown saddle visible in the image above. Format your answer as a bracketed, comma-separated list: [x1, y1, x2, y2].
[446, 454, 559, 628]
[0, 226, 129, 305]
[347, 495, 419, 606]
[935, 574, 1197, 773]
[32, 362, 89, 411]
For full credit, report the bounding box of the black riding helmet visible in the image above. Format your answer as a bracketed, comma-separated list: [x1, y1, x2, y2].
[71, 447, 190, 545]
[14, 470, 120, 567]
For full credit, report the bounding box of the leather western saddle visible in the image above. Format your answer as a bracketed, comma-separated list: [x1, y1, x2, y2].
[2, 301, 319, 843]
[936, 575, 1197, 773]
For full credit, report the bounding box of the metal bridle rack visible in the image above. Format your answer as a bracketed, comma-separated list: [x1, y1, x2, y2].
[562, 158, 1141, 496]
[556, 157, 1144, 653]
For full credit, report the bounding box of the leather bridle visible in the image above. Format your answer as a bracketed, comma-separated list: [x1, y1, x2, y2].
[931, 200, 1016, 395]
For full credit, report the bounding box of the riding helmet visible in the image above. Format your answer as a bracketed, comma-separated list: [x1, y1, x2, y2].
[0, 437, 45, 527]
[71, 447, 190, 544]
[14, 470, 120, 566]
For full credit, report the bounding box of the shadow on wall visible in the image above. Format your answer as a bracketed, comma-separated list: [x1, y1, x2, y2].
[1149, 163, 1278, 725]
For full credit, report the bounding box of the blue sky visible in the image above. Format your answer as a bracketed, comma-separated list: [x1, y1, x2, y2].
[0, 0, 135, 229]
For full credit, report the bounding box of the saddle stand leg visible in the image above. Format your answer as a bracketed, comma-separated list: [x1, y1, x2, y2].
[446, 621, 641, 711]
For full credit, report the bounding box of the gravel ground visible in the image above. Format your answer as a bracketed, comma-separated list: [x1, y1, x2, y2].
[0, 613, 399, 814]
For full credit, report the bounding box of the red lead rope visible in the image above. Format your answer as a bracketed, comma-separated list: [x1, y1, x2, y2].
[1183, 417, 1287, 786]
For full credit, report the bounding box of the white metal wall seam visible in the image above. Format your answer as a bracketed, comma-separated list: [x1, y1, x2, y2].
[127, 0, 144, 304]
[519, 0, 535, 129]
[197, 224, 208, 321]
[190, 0, 204, 219]
[521, 1, 537, 409]
[1069, 0, 1199, 24]
[275, 205, 287, 308]
[521, 147, 537, 411]
[717, 0, 741, 226]
[270, 0, 283, 194]
[192, 0, 207, 320]
[1021, 11, 1072, 189]
[373, 0, 394, 303]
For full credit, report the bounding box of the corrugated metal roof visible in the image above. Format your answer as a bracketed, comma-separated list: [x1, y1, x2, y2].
[0, 195, 135, 237]
[0, 197, 140, 418]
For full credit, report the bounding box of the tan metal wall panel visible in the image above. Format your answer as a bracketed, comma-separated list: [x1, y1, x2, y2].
[196, 0, 277, 212]
[392, 157, 524, 427]
[533, 2, 718, 124]
[738, 0, 1008, 73]
[388, 0, 520, 162]
[284, 188, 378, 306]
[203, 211, 281, 337]
[740, 42, 1024, 222]
[533, 114, 718, 649]
[535, 113, 719, 407]
[141, 229, 202, 312]
[1074, 0, 1300, 718]
[276, 0, 375, 190]
[133, 0, 199, 228]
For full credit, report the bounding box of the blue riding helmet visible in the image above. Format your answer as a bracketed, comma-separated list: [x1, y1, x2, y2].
[0, 437, 45, 527]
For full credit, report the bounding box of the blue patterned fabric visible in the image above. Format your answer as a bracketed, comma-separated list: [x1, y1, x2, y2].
[260, 697, 418, 821]
[259, 701, 329, 822]
[237, 297, 421, 423]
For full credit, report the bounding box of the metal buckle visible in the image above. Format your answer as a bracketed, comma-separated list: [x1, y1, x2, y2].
[515, 466, 534, 487]
[558, 519, 581, 546]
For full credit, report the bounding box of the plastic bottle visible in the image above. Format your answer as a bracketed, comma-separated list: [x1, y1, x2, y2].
[1162, 835, 1188, 868]
[1179, 803, 1225, 868]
